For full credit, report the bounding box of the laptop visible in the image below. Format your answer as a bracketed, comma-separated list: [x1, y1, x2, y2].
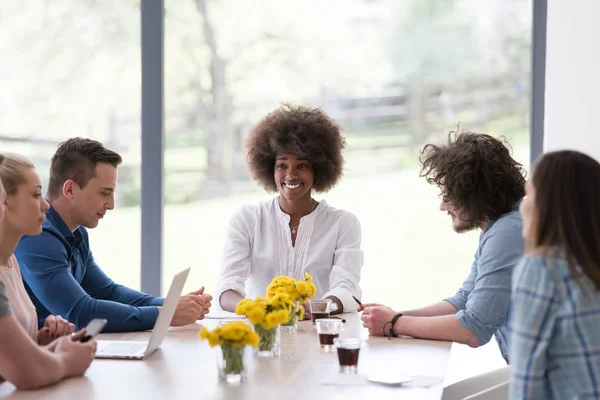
[95, 267, 190, 360]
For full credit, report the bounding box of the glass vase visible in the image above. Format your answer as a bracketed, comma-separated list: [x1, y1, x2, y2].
[253, 324, 280, 358]
[281, 301, 300, 332]
[216, 344, 248, 385]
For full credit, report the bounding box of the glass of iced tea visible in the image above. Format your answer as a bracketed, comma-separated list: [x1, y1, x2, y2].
[315, 318, 345, 351]
[334, 338, 362, 374]
[308, 299, 332, 324]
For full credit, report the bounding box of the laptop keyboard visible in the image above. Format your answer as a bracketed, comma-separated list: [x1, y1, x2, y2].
[99, 341, 147, 354]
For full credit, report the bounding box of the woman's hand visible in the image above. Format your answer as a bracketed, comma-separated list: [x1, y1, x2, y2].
[54, 336, 97, 378]
[38, 315, 75, 346]
[45, 329, 88, 352]
[325, 296, 343, 315]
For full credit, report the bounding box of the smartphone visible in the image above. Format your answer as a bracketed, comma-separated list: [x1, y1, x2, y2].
[80, 318, 107, 342]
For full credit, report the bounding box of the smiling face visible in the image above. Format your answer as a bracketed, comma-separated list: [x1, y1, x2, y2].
[274, 153, 314, 202]
[4, 167, 50, 235]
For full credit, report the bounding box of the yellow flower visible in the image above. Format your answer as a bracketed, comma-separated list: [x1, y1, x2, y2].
[248, 331, 260, 348]
[266, 273, 317, 303]
[207, 331, 221, 347]
[264, 313, 280, 330]
[267, 276, 297, 296]
[235, 299, 253, 315]
[296, 281, 309, 295]
[272, 309, 291, 325]
[246, 306, 266, 325]
[296, 281, 309, 292]
[270, 292, 291, 308]
[222, 324, 245, 342]
[266, 285, 288, 298]
[297, 305, 304, 320]
[199, 327, 210, 341]
[199, 321, 259, 348]
[235, 292, 295, 330]
[296, 280, 317, 301]
[305, 272, 313, 283]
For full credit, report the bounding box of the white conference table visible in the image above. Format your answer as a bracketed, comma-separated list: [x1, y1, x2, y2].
[0, 313, 452, 400]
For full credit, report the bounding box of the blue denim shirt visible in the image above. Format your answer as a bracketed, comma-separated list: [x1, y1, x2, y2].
[444, 206, 524, 362]
[15, 206, 164, 332]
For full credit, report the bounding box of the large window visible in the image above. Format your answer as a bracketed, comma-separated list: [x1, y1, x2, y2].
[162, 0, 533, 305]
[0, 1, 142, 289]
[1, 0, 533, 309]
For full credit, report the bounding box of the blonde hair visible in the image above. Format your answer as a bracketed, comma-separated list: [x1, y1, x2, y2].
[0, 153, 35, 196]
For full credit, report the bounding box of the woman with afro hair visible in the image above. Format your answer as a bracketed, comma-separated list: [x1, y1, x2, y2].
[215, 105, 363, 315]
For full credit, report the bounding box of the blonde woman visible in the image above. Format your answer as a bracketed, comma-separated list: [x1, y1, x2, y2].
[0, 153, 75, 345]
[0, 161, 96, 389]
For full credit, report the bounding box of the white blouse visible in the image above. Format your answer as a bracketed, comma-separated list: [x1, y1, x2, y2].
[215, 197, 364, 312]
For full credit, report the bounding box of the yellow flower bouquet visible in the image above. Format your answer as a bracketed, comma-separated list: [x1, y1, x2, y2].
[200, 321, 259, 382]
[235, 294, 294, 357]
[266, 273, 317, 331]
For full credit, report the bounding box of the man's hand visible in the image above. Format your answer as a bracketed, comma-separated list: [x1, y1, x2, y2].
[357, 302, 386, 312]
[186, 286, 212, 317]
[360, 306, 396, 336]
[38, 315, 76, 346]
[168, 286, 213, 326]
[54, 336, 96, 378]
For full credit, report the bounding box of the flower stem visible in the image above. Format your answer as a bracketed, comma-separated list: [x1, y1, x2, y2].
[282, 302, 299, 326]
[254, 324, 277, 351]
[221, 344, 244, 375]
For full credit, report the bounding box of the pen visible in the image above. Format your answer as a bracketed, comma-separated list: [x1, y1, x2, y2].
[352, 296, 362, 306]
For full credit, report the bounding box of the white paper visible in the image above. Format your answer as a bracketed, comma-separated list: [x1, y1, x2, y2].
[320, 373, 369, 386]
[203, 310, 246, 320]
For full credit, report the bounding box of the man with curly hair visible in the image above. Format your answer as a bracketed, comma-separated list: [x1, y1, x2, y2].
[215, 105, 363, 316]
[360, 131, 525, 363]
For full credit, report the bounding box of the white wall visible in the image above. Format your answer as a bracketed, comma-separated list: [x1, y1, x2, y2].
[544, 0, 600, 159]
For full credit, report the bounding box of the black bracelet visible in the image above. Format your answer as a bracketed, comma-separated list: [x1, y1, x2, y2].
[383, 321, 392, 338]
[389, 313, 403, 337]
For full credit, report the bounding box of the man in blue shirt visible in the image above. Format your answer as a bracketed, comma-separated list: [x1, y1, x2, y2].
[15, 138, 212, 332]
[360, 132, 525, 363]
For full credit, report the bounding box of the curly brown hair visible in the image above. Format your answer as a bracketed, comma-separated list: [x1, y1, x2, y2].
[245, 104, 346, 193]
[420, 130, 525, 225]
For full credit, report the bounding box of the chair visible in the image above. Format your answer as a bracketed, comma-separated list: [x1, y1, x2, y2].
[442, 367, 510, 400]
[463, 381, 509, 399]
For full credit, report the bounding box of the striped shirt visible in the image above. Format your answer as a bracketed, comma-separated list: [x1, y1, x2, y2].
[509, 250, 600, 399]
